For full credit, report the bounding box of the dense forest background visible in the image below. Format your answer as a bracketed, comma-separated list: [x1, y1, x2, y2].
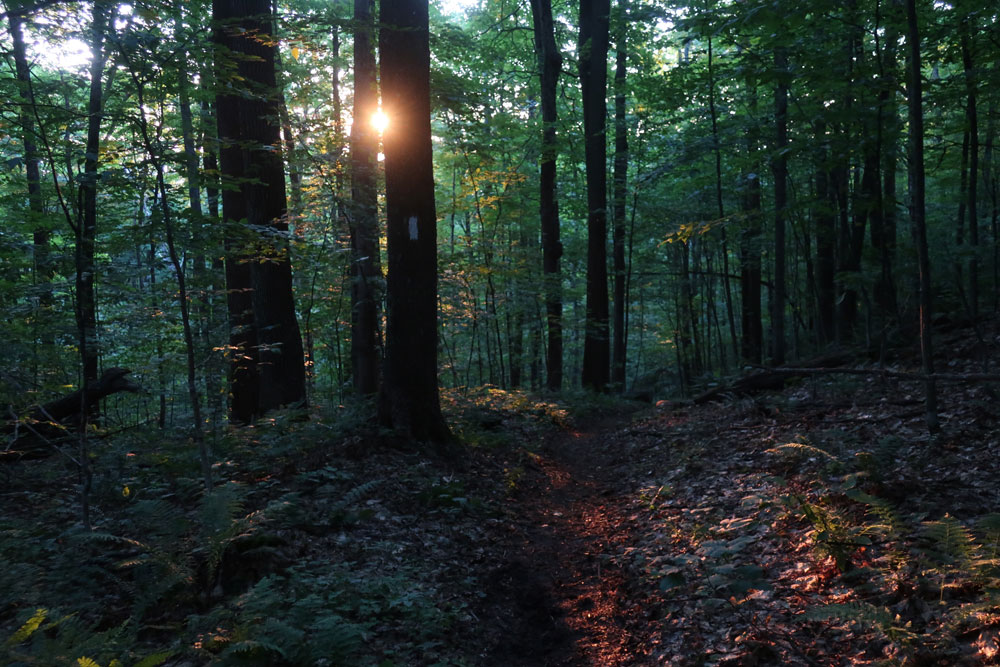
[3, 0, 1000, 663]
[3, 0, 996, 424]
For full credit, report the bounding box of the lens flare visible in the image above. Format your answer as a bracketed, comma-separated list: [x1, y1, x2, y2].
[372, 109, 389, 133]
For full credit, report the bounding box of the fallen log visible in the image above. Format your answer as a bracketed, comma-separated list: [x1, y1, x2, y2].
[3, 368, 143, 461]
[692, 352, 853, 405]
[693, 356, 1000, 406]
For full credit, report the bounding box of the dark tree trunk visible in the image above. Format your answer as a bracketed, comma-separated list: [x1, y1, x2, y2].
[377, 0, 450, 444]
[350, 0, 381, 396]
[771, 47, 789, 365]
[740, 72, 763, 363]
[579, 0, 611, 390]
[77, 0, 110, 393]
[529, 0, 563, 391]
[874, 1, 900, 320]
[905, 0, 939, 432]
[214, 0, 307, 422]
[707, 33, 738, 366]
[611, 0, 628, 390]
[814, 121, 837, 344]
[961, 19, 979, 321]
[9, 12, 50, 301]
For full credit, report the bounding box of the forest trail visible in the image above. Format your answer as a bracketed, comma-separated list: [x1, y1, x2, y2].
[480, 413, 657, 666]
[473, 331, 1000, 666]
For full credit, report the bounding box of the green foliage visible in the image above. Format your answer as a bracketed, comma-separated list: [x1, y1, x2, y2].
[805, 602, 917, 643]
[775, 435, 1000, 659]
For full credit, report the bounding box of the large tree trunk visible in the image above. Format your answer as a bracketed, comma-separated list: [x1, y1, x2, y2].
[611, 0, 628, 391]
[350, 0, 381, 397]
[214, 0, 307, 422]
[378, 0, 450, 444]
[529, 0, 563, 391]
[905, 0, 939, 432]
[579, 0, 611, 390]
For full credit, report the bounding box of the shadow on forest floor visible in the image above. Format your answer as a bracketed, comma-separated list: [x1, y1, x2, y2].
[6, 318, 1000, 665]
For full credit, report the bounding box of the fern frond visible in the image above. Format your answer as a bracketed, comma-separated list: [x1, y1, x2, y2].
[331, 479, 381, 511]
[200, 482, 246, 535]
[805, 601, 893, 629]
[766, 442, 841, 462]
[219, 638, 286, 659]
[132, 651, 173, 667]
[5, 608, 47, 646]
[978, 514, 1000, 560]
[920, 514, 978, 570]
[127, 498, 189, 541]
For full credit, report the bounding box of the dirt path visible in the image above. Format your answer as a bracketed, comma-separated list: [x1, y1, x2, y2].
[479, 416, 658, 666]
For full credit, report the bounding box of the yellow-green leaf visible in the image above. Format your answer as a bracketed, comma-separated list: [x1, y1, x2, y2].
[6, 608, 47, 646]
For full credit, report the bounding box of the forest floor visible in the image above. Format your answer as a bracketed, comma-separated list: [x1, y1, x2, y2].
[5, 319, 1000, 666]
[468, 321, 1000, 665]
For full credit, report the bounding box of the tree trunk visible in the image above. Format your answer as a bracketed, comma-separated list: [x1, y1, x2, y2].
[874, 1, 900, 320]
[740, 71, 763, 363]
[214, 0, 307, 422]
[77, 0, 110, 394]
[611, 0, 628, 390]
[814, 121, 837, 344]
[905, 0, 939, 432]
[579, 0, 611, 390]
[377, 0, 451, 444]
[708, 33, 739, 367]
[529, 0, 563, 391]
[9, 11, 50, 307]
[771, 47, 788, 365]
[961, 18, 979, 321]
[350, 0, 381, 397]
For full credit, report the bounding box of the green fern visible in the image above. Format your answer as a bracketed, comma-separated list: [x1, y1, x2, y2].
[126, 498, 190, 542]
[5, 607, 47, 646]
[920, 514, 978, 571]
[805, 601, 915, 641]
[328, 479, 381, 512]
[766, 442, 841, 463]
[855, 436, 905, 482]
[978, 514, 1000, 561]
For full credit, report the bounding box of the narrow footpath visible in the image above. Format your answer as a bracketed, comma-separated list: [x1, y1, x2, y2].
[479, 415, 661, 666]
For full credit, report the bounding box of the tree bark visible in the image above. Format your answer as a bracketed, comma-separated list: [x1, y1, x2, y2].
[771, 47, 788, 365]
[740, 68, 763, 363]
[378, 0, 451, 444]
[214, 0, 307, 422]
[77, 0, 110, 393]
[579, 0, 611, 391]
[814, 121, 837, 344]
[707, 32, 738, 367]
[9, 11, 50, 303]
[529, 0, 563, 391]
[905, 0, 939, 432]
[961, 18, 979, 321]
[611, 0, 628, 390]
[350, 0, 381, 397]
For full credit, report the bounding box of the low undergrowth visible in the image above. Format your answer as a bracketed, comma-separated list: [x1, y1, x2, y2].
[1, 389, 638, 667]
